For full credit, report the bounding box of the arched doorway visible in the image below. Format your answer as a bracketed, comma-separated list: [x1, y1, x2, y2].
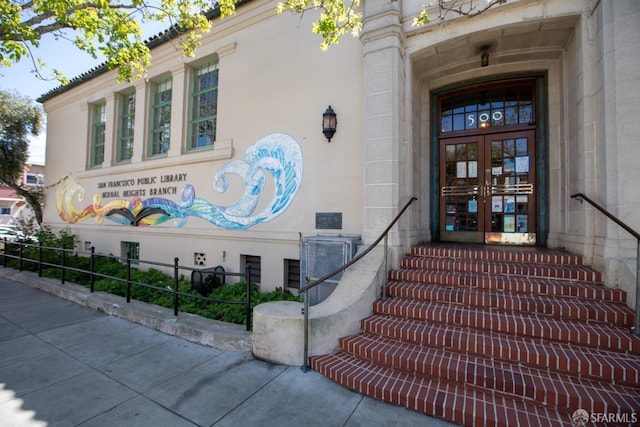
[432, 78, 545, 245]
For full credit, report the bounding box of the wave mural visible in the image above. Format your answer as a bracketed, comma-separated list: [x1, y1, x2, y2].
[56, 133, 304, 230]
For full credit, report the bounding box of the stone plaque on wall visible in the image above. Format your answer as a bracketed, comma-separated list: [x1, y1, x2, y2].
[315, 212, 342, 230]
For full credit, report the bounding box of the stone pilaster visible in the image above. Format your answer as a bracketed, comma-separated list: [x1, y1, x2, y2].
[361, 1, 409, 247]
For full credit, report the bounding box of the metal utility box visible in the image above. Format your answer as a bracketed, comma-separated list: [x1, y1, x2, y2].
[300, 235, 361, 306]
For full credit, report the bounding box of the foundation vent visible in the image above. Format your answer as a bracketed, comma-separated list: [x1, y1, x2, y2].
[300, 235, 360, 306]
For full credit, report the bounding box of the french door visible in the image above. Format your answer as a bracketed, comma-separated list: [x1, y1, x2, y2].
[439, 130, 536, 244]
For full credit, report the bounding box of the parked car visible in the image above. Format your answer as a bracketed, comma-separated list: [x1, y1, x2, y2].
[0, 225, 37, 243]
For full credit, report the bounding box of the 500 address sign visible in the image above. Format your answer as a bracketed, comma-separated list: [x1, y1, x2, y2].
[467, 111, 504, 127]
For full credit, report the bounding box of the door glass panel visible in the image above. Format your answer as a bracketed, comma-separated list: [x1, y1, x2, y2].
[487, 135, 534, 235]
[442, 141, 479, 232]
[516, 195, 528, 232]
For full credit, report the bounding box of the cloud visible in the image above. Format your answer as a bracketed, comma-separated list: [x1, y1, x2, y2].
[28, 132, 46, 165]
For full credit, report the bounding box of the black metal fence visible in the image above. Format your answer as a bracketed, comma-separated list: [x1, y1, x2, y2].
[1, 239, 253, 331]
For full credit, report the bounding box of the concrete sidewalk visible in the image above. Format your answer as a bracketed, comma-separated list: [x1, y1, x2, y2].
[0, 270, 456, 427]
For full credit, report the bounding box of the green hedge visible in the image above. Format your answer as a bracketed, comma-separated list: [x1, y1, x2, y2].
[2, 240, 298, 327]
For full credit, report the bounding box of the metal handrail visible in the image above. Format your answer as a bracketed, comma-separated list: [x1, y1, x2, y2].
[301, 196, 418, 371]
[1, 240, 254, 331]
[571, 193, 640, 335]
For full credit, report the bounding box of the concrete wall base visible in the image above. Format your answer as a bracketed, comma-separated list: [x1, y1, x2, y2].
[0, 267, 252, 351]
[252, 246, 385, 366]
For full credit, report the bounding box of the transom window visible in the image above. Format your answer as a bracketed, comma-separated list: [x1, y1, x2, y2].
[118, 92, 135, 162]
[440, 81, 535, 134]
[150, 78, 172, 156]
[91, 101, 106, 167]
[189, 60, 219, 149]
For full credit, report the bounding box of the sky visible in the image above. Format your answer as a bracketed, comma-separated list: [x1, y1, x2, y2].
[0, 20, 169, 164]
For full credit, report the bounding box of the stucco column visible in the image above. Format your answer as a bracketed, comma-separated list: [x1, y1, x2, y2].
[130, 79, 147, 163]
[169, 63, 187, 157]
[102, 92, 116, 168]
[361, 2, 407, 246]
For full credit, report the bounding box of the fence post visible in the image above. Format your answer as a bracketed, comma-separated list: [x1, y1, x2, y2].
[173, 257, 179, 316]
[90, 247, 95, 293]
[2, 238, 6, 267]
[38, 241, 43, 277]
[19, 241, 23, 272]
[245, 265, 251, 332]
[634, 240, 640, 337]
[301, 279, 310, 372]
[382, 233, 388, 301]
[61, 245, 66, 284]
[126, 252, 131, 303]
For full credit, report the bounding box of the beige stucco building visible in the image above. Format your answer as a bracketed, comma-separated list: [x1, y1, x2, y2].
[39, 0, 639, 312]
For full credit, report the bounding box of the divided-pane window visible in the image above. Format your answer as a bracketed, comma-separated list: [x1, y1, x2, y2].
[440, 80, 535, 134]
[190, 61, 218, 149]
[150, 78, 172, 156]
[242, 254, 261, 285]
[25, 173, 42, 186]
[118, 92, 135, 162]
[91, 102, 106, 167]
[122, 241, 140, 264]
[284, 259, 300, 290]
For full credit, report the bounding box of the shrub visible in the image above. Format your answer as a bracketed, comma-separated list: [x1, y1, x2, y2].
[1, 226, 299, 327]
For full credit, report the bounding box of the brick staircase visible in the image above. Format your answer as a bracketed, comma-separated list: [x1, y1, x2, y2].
[310, 244, 640, 426]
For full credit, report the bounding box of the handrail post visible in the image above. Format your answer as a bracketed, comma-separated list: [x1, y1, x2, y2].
[19, 241, 23, 272]
[38, 241, 43, 277]
[245, 265, 252, 331]
[126, 252, 131, 303]
[634, 240, 640, 337]
[382, 234, 389, 301]
[90, 247, 95, 293]
[61, 245, 66, 284]
[173, 257, 179, 316]
[301, 277, 311, 372]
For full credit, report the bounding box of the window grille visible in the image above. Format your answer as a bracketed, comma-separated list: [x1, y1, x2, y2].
[242, 254, 261, 285]
[284, 259, 301, 289]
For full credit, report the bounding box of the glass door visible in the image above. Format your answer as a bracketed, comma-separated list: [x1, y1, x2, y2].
[440, 135, 484, 243]
[440, 131, 536, 244]
[484, 131, 536, 244]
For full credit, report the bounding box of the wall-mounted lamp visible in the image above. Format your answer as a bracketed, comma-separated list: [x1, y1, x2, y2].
[481, 45, 490, 67]
[322, 105, 337, 142]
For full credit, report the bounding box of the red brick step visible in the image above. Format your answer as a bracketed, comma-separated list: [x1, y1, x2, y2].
[310, 245, 640, 427]
[389, 269, 626, 302]
[372, 299, 640, 354]
[386, 280, 635, 326]
[310, 351, 573, 427]
[339, 333, 640, 414]
[410, 244, 583, 265]
[401, 256, 602, 282]
[360, 315, 640, 384]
